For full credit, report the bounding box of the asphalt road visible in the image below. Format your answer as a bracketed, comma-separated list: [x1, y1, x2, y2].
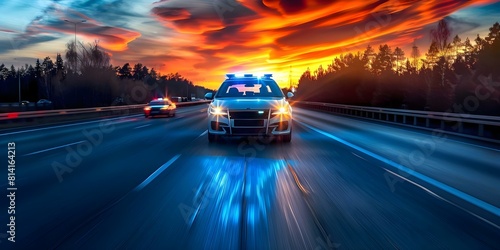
[0, 104, 499, 249]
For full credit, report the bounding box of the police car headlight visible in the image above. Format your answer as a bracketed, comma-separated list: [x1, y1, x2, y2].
[209, 105, 226, 115]
[272, 106, 289, 115]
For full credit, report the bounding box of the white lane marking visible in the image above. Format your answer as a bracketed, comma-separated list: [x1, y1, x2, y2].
[352, 152, 366, 161]
[133, 154, 181, 191]
[134, 124, 151, 129]
[0, 114, 142, 136]
[24, 140, 85, 156]
[384, 168, 500, 230]
[296, 120, 500, 218]
[197, 130, 208, 138]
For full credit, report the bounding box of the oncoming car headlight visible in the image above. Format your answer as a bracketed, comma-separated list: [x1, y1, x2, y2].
[209, 105, 226, 115]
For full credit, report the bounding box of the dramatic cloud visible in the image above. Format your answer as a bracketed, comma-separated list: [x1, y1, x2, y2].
[148, 0, 499, 87]
[0, 0, 499, 88]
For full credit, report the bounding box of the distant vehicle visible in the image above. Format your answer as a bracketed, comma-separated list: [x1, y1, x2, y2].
[21, 100, 30, 105]
[37, 99, 52, 105]
[205, 73, 294, 143]
[170, 97, 182, 103]
[111, 97, 125, 106]
[143, 98, 176, 118]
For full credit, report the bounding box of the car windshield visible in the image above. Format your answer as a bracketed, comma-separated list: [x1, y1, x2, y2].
[215, 79, 284, 98]
[149, 100, 172, 105]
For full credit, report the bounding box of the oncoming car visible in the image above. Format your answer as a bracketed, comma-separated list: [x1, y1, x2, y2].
[143, 98, 176, 118]
[205, 73, 293, 142]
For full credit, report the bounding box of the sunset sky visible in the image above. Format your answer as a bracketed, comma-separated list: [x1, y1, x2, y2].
[1, 0, 499, 89]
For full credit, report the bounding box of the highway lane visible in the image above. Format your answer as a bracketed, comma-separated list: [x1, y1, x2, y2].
[0, 105, 498, 249]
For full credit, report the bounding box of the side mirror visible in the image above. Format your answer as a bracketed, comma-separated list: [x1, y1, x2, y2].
[286, 92, 294, 99]
[204, 92, 213, 100]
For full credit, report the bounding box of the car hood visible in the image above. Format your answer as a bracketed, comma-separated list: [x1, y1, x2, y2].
[212, 97, 290, 110]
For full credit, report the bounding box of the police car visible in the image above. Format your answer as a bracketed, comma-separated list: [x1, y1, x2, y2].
[205, 73, 293, 142]
[143, 98, 176, 118]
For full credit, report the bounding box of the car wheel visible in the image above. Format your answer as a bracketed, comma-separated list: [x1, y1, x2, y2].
[171, 112, 176, 117]
[281, 132, 291, 143]
[208, 132, 218, 143]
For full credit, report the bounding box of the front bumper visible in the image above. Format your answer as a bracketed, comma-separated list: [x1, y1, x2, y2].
[207, 109, 291, 136]
[144, 108, 174, 116]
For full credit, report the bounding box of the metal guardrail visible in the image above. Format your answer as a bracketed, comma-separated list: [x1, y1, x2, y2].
[0, 101, 210, 129]
[293, 101, 500, 142]
[2, 100, 498, 142]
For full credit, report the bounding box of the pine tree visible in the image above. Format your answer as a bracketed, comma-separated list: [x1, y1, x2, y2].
[56, 53, 64, 72]
[362, 45, 376, 70]
[372, 44, 394, 75]
[394, 47, 405, 75]
[425, 42, 439, 69]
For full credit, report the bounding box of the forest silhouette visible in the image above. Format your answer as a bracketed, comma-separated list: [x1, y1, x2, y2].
[296, 20, 500, 116]
[0, 41, 211, 108]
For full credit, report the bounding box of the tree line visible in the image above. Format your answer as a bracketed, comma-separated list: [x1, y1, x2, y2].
[296, 20, 500, 116]
[0, 41, 211, 109]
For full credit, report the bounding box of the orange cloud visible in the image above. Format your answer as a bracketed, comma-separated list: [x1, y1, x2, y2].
[148, 0, 498, 89]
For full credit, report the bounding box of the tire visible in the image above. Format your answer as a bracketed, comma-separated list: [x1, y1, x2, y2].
[281, 132, 291, 143]
[208, 132, 218, 143]
[171, 112, 176, 117]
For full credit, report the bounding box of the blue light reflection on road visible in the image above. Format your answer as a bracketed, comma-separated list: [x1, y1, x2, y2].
[195, 156, 287, 233]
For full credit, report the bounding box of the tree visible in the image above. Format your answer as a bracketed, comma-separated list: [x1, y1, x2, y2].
[362, 45, 376, 70]
[34, 59, 42, 79]
[9, 65, 17, 79]
[55, 53, 64, 72]
[484, 22, 500, 45]
[477, 22, 500, 77]
[372, 44, 394, 75]
[41, 57, 54, 76]
[393, 47, 405, 75]
[65, 41, 77, 73]
[119, 63, 132, 79]
[40, 57, 54, 99]
[451, 35, 462, 58]
[80, 41, 110, 70]
[133, 63, 144, 80]
[474, 34, 485, 52]
[430, 19, 451, 57]
[314, 65, 325, 79]
[141, 66, 150, 80]
[462, 37, 475, 68]
[425, 42, 439, 69]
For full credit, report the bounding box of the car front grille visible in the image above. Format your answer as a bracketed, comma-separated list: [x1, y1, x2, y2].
[233, 119, 264, 127]
[229, 110, 269, 119]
